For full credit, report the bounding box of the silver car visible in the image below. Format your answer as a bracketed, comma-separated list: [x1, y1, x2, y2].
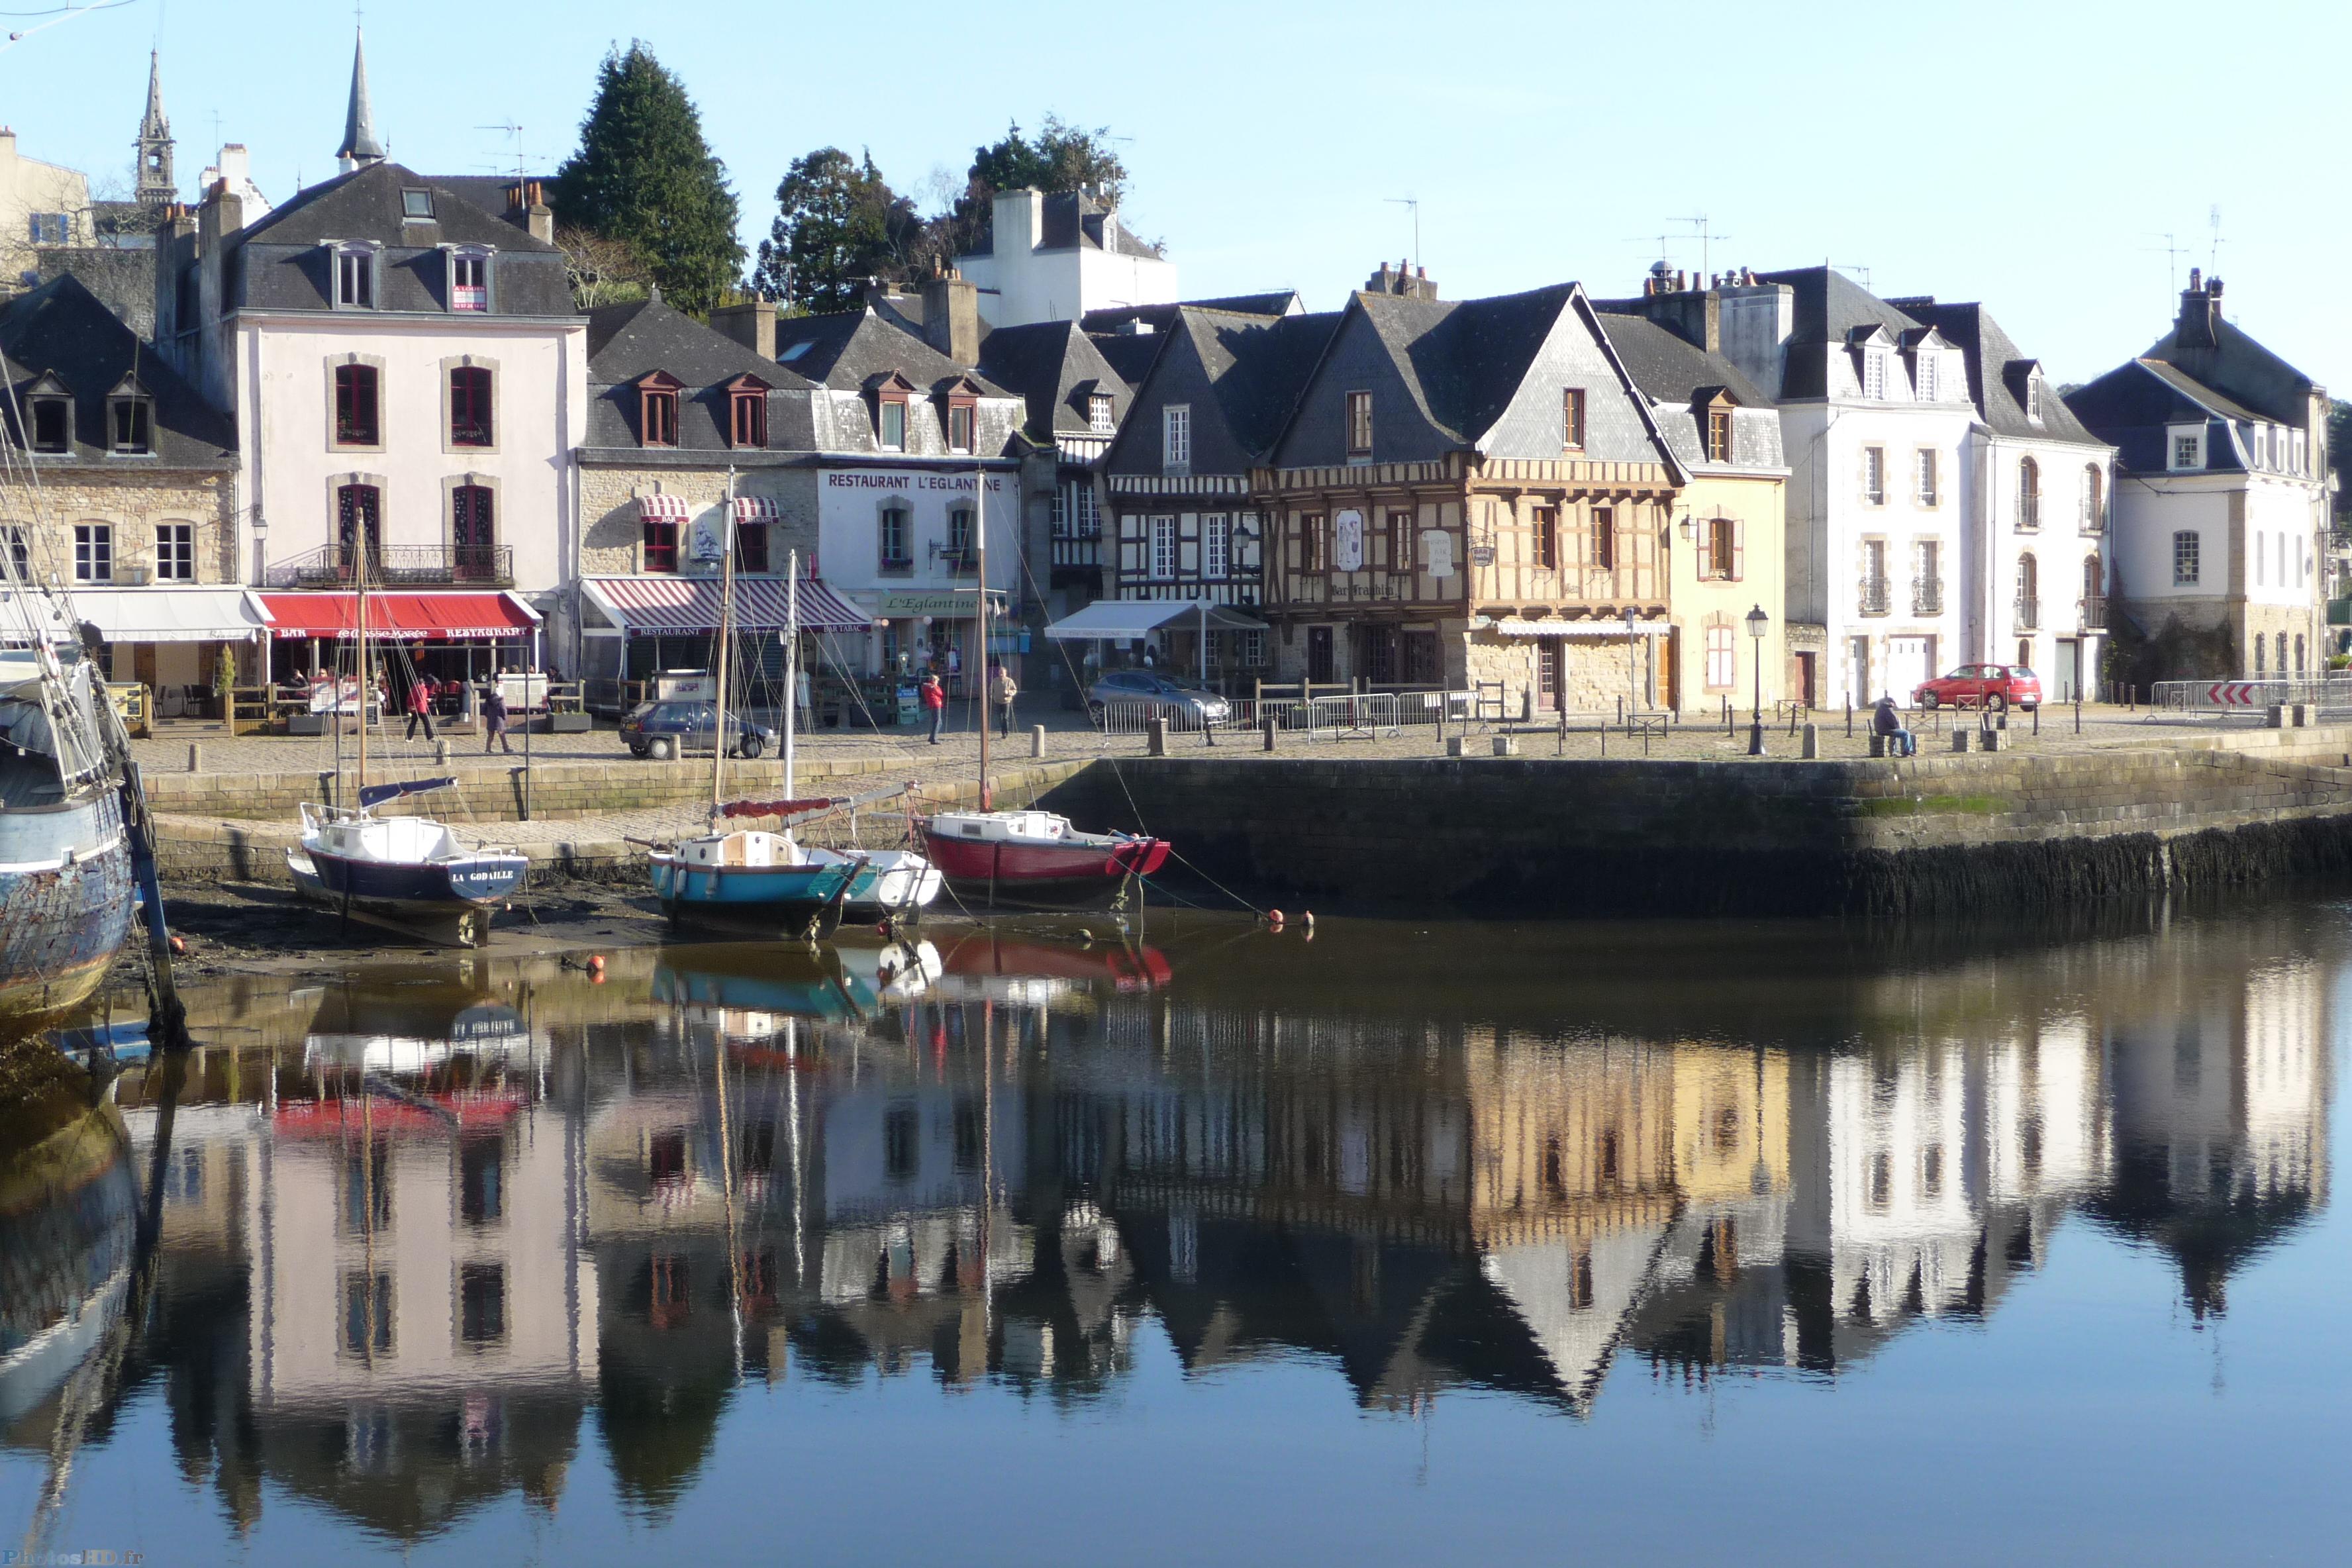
[1086, 669, 1232, 728]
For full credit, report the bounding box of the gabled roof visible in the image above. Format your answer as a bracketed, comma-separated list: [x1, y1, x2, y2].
[1357, 282, 1584, 444]
[1087, 328, 1166, 385]
[1591, 310, 1771, 409]
[1082, 292, 1304, 334]
[772, 307, 1015, 400]
[1900, 301, 2106, 448]
[0, 273, 234, 467]
[977, 320, 1132, 441]
[1192, 306, 1346, 459]
[2135, 358, 2267, 425]
[237, 160, 554, 252]
[2142, 297, 2317, 422]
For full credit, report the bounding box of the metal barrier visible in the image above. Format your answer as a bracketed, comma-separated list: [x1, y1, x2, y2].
[2149, 675, 2352, 714]
[1092, 689, 1465, 742]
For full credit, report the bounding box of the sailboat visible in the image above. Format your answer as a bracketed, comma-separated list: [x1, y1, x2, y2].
[285, 547, 527, 946]
[918, 458, 1169, 910]
[648, 489, 936, 934]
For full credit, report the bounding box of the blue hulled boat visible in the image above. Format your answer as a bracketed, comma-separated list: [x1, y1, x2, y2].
[287, 779, 528, 947]
[648, 828, 869, 938]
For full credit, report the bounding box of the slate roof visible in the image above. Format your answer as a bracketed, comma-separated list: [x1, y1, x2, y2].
[771, 307, 1015, 399]
[1081, 292, 1302, 334]
[1087, 329, 1165, 386]
[1191, 306, 1345, 460]
[1750, 266, 1924, 399]
[2065, 360, 2259, 475]
[976, 320, 1131, 441]
[1355, 283, 1581, 444]
[966, 189, 1161, 259]
[0, 273, 235, 467]
[1900, 301, 2108, 448]
[228, 162, 575, 318]
[2135, 358, 2267, 425]
[1591, 310, 1771, 409]
[425, 176, 537, 235]
[2142, 309, 2318, 424]
[583, 294, 814, 451]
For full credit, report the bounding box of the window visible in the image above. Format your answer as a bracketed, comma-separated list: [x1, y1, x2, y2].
[1916, 354, 1937, 402]
[1302, 512, 1328, 573]
[1562, 389, 1587, 451]
[639, 380, 678, 447]
[947, 401, 975, 454]
[729, 384, 767, 448]
[452, 486, 496, 580]
[2172, 429, 2203, 470]
[2253, 425, 2269, 468]
[2173, 530, 2200, 585]
[2081, 466, 2103, 531]
[948, 505, 975, 571]
[1863, 446, 1886, 505]
[73, 522, 111, 583]
[2026, 377, 2044, 422]
[1914, 539, 1941, 614]
[2255, 635, 2265, 674]
[1204, 514, 1230, 579]
[26, 212, 70, 246]
[1861, 538, 1888, 613]
[334, 364, 380, 446]
[1916, 449, 1938, 505]
[1162, 404, 1191, 471]
[1089, 393, 1114, 433]
[642, 510, 677, 574]
[1150, 515, 1177, 581]
[1706, 408, 1732, 462]
[1528, 505, 1559, 571]
[879, 397, 906, 451]
[401, 187, 436, 220]
[460, 1138, 504, 1225]
[29, 397, 68, 453]
[337, 484, 382, 571]
[879, 504, 911, 571]
[2, 526, 26, 577]
[341, 1271, 394, 1356]
[1588, 507, 1615, 571]
[449, 249, 488, 311]
[1706, 620, 1736, 689]
[458, 1263, 506, 1349]
[1864, 350, 1886, 399]
[734, 517, 769, 574]
[449, 366, 493, 448]
[154, 522, 193, 581]
[1073, 483, 1099, 538]
[108, 395, 150, 454]
[1346, 391, 1374, 460]
[1388, 509, 1413, 571]
[2017, 457, 2040, 530]
[1705, 515, 1736, 581]
[335, 244, 375, 309]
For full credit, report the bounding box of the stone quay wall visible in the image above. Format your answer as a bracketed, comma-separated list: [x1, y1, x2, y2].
[1040, 727, 2352, 918]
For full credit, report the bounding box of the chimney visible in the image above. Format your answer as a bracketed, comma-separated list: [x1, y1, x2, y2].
[2177, 268, 2222, 350]
[989, 187, 1044, 256]
[710, 297, 777, 361]
[923, 266, 981, 367]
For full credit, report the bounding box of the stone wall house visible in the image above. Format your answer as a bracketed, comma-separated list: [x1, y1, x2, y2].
[0, 273, 243, 706]
[1253, 269, 1688, 716]
[2065, 272, 2330, 683]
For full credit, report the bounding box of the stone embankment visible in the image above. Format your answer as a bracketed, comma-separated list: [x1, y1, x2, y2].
[1038, 725, 2352, 918]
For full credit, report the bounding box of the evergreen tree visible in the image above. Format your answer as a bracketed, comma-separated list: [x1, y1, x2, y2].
[933, 116, 1131, 261]
[552, 42, 743, 317]
[750, 148, 922, 315]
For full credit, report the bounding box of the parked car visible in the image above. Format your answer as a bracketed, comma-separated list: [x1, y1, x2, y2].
[1085, 669, 1233, 728]
[1912, 663, 2041, 711]
[618, 701, 777, 760]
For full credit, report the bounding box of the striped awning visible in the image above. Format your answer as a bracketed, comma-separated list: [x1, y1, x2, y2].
[734, 495, 778, 522]
[1489, 618, 1672, 639]
[581, 575, 875, 635]
[637, 493, 693, 520]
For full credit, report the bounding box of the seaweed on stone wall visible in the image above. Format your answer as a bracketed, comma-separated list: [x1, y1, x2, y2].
[2104, 609, 2237, 691]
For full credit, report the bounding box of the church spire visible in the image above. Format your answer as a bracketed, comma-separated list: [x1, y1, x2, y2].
[135, 48, 174, 207]
[336, 27, 386, 172]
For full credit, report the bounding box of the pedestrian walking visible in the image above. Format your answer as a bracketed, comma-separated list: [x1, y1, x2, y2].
[403, 677, 436, 742]
[483, 680, 513, 754]
[991, 663, 1018, 739]
[919, 670, 946, 744]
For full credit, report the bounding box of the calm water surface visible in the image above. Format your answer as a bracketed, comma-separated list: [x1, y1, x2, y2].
[1, 906, 2345, 1565]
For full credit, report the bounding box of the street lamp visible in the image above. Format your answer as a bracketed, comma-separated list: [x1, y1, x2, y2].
[1745, 603, 1769, 757]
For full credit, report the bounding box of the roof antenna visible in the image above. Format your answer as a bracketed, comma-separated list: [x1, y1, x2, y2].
[1385, 196, 1420, 277]
[2207, 204, 2225, 278]
[2143, 232, 2188, 302]
[1674, 215, 1731, 283]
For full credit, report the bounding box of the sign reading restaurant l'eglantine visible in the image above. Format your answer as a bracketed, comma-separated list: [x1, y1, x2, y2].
[825, 470, 1012, 493]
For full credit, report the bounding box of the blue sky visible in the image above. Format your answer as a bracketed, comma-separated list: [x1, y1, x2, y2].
[7, 0, 2339, 391]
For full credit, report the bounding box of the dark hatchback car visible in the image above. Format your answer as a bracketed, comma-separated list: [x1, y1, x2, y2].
[618, 701, 777, 760]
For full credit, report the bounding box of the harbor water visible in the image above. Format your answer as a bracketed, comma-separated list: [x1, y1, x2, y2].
[1, 903, 2346, 1565]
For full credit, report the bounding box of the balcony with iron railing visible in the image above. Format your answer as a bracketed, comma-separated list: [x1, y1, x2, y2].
[1911, 576, 1943, 616]
[2079, 504, 2105, 536]
[1859, 575, 1892, 616]
[2081, 595, 2107, 630]
[2015, 595, 2040, 631]
[272, 543, 513, 589]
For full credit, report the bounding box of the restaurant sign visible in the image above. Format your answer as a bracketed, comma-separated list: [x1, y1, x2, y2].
[873, 589, 1013, 618]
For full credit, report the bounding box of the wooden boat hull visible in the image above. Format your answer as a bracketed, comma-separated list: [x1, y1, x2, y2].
[918, 824, 1169, 911]
[0, 793, 133, 1034]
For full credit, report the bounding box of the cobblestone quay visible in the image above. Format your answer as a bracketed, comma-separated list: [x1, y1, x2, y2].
[1043, 732, 2352, 918]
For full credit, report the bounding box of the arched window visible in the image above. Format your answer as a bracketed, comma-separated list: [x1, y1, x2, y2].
[2081, 466, 2103, 532]
[2295, 634, 2307, 675]
[450, 366, 493, 447]
[452, 485, 496, 581]
[336, 483, 381, 577]
[2255, 636, 2266, 675]
[2015, 552, 2039, 630]
[2017, 458, 2040, 530]
[334, 364, 379, 446]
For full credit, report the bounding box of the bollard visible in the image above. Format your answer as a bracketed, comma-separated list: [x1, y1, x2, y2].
[1148, 717, 1167, 756]
[1802, 722, 1820, 760]
[1446, 735, 1469, 758]
[1031, 724, 1046, 759]
[2032, 705, 2039, 736]
[1982, 728, 2003, 752]
[2075, 697, 2081, 734]
[1617, 696, 1626, 726]
[1869, 733, 1886, 759]
[1951, 728, 1972, 753]
[1493, 736, 1519, 757]
[186, 742, 201, 773]
[2265, 703, 2286, 730]
[1263, 715, 1277, 752]
[1845, 699, 1853, 738]
[434, 739, 449, 765]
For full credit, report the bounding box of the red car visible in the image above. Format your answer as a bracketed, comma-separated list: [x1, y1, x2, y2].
[1913, 663, 2041, 711]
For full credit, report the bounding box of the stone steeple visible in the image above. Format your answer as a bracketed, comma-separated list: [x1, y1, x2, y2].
[336, 28, 386, 173]
[135, 48, 174, 207]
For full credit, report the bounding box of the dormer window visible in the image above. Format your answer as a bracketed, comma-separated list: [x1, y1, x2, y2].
[108, 376, 152, 455]
[1916, 354, 1937, 402]
[948, 401, 975, 454]
[2026, 376, 2044, 423]
[879, 400, 906, 450]
[23, 377, 70, 453]
[1161, 403, 1191, 473]
[1089, 393, 1114, 433]
[401, 188, 436, 220]
[727, 376, 769, 448]
[1562, 389, 1586, 451]
[2171, 428, 2204, 471]
[1706, 407, 1732, 463]
[334, 244, 377, 309]
[637, 373, 681, 447]
[1863, 350, 1886, 400]
[1346, 391, 1373, 462]
[872, 373, 916, 452]
[449, 248, 491, 312]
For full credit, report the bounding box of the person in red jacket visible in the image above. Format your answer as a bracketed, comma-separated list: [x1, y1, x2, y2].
[919, 669, 946, 744]
[403, 676, 436, 741]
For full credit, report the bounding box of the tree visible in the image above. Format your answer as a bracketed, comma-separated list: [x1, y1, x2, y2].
[932, 116, 1131, 262]
[554, 225, 654, 311]
[750, 148, 922, 315]
[2329, 398, 2352, 527]
[550, 42, 743, 317]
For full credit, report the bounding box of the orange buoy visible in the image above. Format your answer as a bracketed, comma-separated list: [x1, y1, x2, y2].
[587, 954, 606, 973]
[1266, 908, 1285, 928]
[168, 934, 187, 955]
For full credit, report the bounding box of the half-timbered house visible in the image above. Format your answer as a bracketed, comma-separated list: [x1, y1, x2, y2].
[1253, 275, 1686, 713]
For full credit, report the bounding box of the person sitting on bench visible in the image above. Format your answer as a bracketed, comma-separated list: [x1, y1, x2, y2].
[1872, 695, 1916, 757]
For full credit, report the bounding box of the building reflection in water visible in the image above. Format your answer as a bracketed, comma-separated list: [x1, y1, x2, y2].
[3, 916, 2333, 1541]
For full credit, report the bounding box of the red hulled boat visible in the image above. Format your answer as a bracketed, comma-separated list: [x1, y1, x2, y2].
[920, 808, 1169, 910]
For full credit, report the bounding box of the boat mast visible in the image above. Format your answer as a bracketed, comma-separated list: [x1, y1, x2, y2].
[354, 540, 368, 799]
[784, 548, 798, 801]
[710, 471, 738, 829]
[975, 446, 990, 811]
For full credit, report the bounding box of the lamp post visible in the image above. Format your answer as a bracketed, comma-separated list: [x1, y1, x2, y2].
[1746, 603, 1769, 757]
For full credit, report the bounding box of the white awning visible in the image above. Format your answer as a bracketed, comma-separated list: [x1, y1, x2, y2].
[1043, 599, 1269, 642]
[70, 587, 269, 643]
[1489, 618, 1672, 639]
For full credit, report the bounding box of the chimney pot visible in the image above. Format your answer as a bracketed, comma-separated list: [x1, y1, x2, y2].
[2188, 267, 2202, 292]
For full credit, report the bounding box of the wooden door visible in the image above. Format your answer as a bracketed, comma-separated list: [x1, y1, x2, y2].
[1307, 626, 1334, 685]
[1796, 652, 1817, 708]
[1536, 642, 1562, 710]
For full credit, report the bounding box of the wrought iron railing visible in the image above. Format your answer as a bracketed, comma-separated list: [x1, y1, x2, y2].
[273, 544, 513, 588]
[2081, 595, 2107, 630]
[1911, 576, 1943, 616]
[2015, 596, 2041, 631]
[1859, 575, 1892, 615]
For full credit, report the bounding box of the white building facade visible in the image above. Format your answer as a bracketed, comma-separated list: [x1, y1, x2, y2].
[953, 188, 1178, 330]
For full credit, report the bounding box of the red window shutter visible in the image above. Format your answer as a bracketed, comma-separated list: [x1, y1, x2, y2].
[1732, 516, 1746, 582]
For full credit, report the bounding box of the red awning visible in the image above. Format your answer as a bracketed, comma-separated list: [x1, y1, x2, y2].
[258, 591, 540, 642]
[582, 575, 875, 634]
[637, 493, 693, 520]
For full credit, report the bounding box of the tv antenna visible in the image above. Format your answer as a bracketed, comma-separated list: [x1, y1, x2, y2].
[477, 121, 529, 183]
[1674, 215, 1731, 281]
[2207, 204, 2225, 275]
[1385, 196, 1420, 276]
[2143, 232, 2189, 299]
[1827, 258, 1871, 291]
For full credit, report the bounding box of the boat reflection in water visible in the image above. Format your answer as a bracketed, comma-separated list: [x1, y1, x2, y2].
[0, 910, 2337, 1552]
